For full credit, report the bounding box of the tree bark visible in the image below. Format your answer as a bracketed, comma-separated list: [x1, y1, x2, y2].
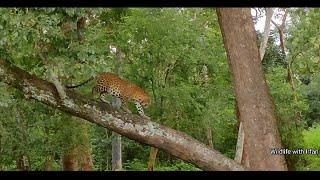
[260, 8, 274, 61]
[201, 65, 214, 148]
[217, 8, 287, 170]
[271, 9, 288, 56]
[111, 46, 124, 171]
[112, 131, 122, 171]
[77, 16, 86, 42]
[0, 59, 246, 171]
[234, 122, 244, 163]
[236, 8, 274, 163]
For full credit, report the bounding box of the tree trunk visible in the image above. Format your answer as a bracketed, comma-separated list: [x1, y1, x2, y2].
[217, 8, 287, 170]
[236, 8, 274, 163]
[147, 147, 159, 171]
[260, 8, 274, 61]
[278, 28, 285, 56]
[62, 149, 78, 171]
[81, 152, 93, 171]
[201, 65, 214, 148]
[0, 59, 247, 171]
[205, 126, 214, 148]
[16, 155, 29, 171]
[110, 96, 123, 172]
[112, 131, 122, 171]
[77, 16, 86, 42]
[272, 9, 300, 126]
[287, 63, 298, 101]
[280, 9, 288, 56]
[77, 120, 94, 171]
[272, 9, 288, 56]
[110, 47, 124, 171]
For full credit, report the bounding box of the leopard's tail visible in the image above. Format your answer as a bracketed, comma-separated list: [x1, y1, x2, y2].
[66, 76, 95, 88]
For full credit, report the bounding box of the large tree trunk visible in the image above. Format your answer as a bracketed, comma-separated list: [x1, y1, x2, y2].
[0, 59, 247, 171]
[236, 8, 274, 163]
[217, 8, 287, 170]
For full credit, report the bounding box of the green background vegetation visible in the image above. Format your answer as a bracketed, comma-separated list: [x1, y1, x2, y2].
[0, 8, 319, 170]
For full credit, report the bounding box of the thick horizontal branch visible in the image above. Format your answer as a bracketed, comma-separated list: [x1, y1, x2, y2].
[0, 59, 247, 171]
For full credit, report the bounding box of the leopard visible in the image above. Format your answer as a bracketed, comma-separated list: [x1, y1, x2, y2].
[66, 72, 150, 118]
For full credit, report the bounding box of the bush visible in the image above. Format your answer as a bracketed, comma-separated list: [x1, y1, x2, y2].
[299, 124, 320, 170]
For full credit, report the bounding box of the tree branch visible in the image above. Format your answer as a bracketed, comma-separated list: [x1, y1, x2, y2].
[0, 59, 247, 171]
[271, 20, 279, 29]
[271, 8, 288, 56]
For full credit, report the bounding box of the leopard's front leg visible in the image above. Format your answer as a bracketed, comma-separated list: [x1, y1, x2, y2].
[134, 100, 150, 120]
[119, 97, 132, 113]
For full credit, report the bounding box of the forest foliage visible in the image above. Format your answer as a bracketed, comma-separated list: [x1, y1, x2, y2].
[0, 8, 319, 171]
